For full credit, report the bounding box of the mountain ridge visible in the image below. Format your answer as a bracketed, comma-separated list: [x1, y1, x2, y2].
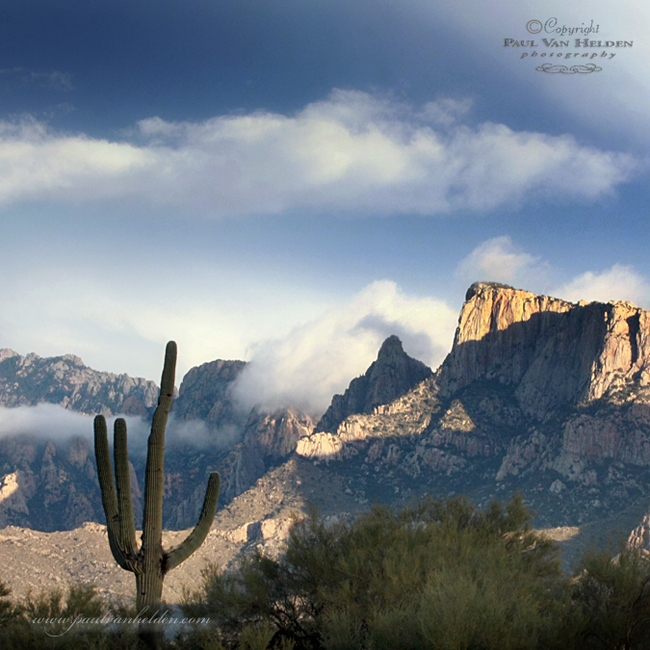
[3, 282, 650, 544]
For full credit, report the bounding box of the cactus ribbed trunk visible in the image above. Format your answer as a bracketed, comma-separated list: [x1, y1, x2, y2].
[94, 341, 221, 650]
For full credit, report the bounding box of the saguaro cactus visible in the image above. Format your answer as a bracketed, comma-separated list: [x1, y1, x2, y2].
[94, 341, 220, 645]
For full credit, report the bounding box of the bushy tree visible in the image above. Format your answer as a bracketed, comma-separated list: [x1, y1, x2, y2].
[571, 543, 650, 650]
[184, 495, 572, 650]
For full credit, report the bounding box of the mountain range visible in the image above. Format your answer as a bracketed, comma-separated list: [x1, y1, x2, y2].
[2, 281, 650, 556]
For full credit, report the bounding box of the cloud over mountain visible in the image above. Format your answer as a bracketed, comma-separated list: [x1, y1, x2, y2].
[232, 280, 457, 417]
[458, 236, 650, 308]
[455, 235, 550, 287]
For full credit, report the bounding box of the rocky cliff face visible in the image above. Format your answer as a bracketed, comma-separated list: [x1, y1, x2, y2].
[438, 282, 650, 418]
[0, 435, 105, 530]
[316, 335, 432, 433]
[173, 358, 247, 429]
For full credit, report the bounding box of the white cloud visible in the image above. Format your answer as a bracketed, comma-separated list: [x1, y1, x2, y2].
[456, 235, 549, 287]
[0, 403, 148, 445]
[0, 90, 637, 216]
[0, 404, 225, 453]
[553, 264, 650, 306]
[231, 280, 458, 417]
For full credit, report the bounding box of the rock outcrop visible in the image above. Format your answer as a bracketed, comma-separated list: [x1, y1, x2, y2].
[316, 335, 432, 433]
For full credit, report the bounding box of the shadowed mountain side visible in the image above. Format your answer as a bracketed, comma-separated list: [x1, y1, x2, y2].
[168, 336, 428, 523]
[297, 283, 650, 528]
[172, 358, 246, 428]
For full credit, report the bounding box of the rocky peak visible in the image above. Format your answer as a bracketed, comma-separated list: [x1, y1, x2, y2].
[173, 358, 247, 428]
[0, 349, 19, 362]
[0, 350, 159, 416]
[316, 335, 432, 433]
[438, 282, 650, 418]
[377, 334, 404, 356]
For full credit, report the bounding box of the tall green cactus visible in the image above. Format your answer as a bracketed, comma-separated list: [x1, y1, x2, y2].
[94, 341, 220, 645]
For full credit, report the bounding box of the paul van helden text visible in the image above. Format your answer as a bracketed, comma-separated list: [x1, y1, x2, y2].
[504, 38, 633, 60]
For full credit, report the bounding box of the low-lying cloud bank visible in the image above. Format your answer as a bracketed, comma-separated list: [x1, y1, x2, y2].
[0, 403, 147, 447]
[0, 404, 221, 453]
[0, 90, 638, 216]
[232, 280, 458, 418]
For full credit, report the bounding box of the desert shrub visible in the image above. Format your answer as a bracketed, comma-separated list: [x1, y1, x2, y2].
[184, 494, 571, 650]
[418, 541, 558, 650]
[0, 582, 143, 650]
[0, 578, 16, 626]
[571, 542, 650, 650]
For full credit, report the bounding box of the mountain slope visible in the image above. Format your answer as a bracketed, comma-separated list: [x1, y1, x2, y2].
[297, 283, 650, 527]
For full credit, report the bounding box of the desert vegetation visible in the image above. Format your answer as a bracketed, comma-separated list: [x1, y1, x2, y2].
[94, 341, 220, 649]
[2, 494, 650, 649]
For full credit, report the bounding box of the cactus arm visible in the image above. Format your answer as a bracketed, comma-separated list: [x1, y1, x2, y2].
[113, 418, 138, 562]
[164, 472, 221, 573]
[93, 415, 135, 572]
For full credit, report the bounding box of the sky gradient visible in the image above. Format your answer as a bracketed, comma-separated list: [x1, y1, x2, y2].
[1, 0, 649, 417]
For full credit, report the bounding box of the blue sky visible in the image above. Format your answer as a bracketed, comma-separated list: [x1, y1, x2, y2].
[1, 0, 649, 416]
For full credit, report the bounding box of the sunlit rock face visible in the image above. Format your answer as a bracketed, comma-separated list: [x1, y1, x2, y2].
[293, 283, 650, 529]
[438, 282, 650, 418]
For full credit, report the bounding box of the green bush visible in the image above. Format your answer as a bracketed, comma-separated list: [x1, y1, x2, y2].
[0, 581, 142, 650]
[184, 495, 572, 650]
[571, 542, 650, 650]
